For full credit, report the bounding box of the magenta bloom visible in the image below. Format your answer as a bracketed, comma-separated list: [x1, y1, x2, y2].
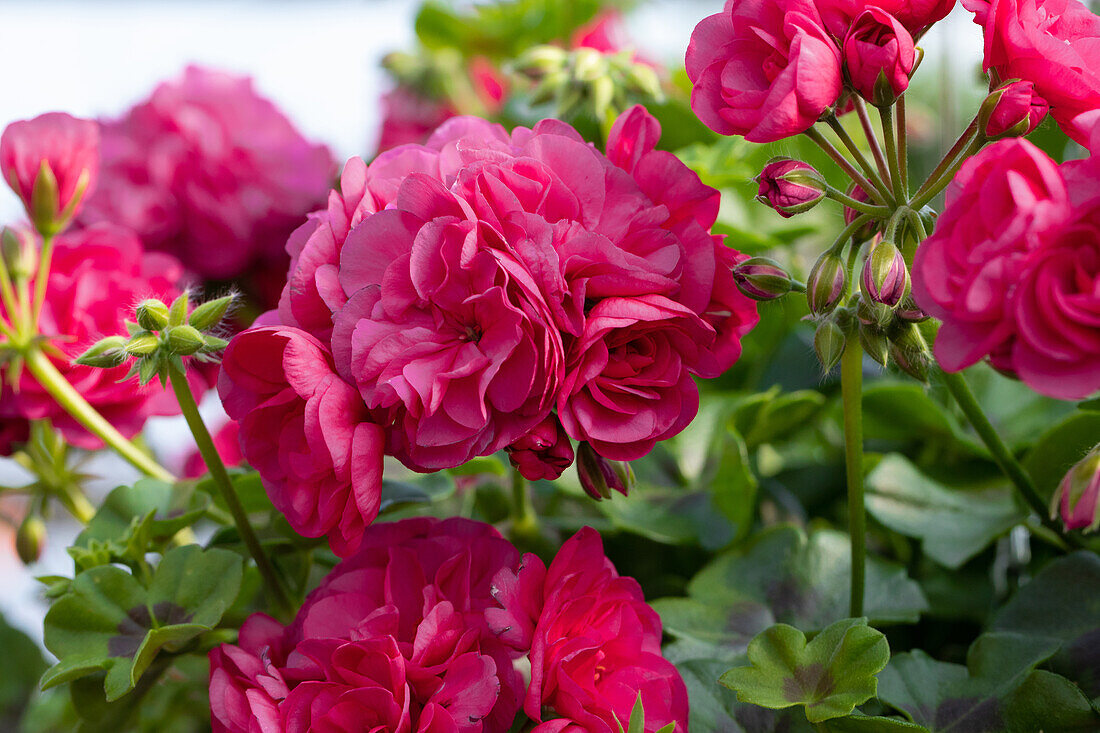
[209, 517, 525, 733]
[3, 224, 187, 448]
[0, 112, 99, 234]
[218, 326, 384, 557]
[964, 0, 1100, 144]
[686, 0, 842, 142]
[817, 0, 957, 37]
[80, 66, 334, 281]
[488, 528, 688, 733]
[843, 7, 916, 106]
[506, 415, 575, 481]
[912, 139, 1070, 374]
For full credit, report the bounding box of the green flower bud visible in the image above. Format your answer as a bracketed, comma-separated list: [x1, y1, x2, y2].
[135, 298, 170, 331]
[166, 324, 205, 355]
[859, 322, 890, 366]
[16, 514, 46, 565]
[125, 331, 161, 356]
[188, 294, 235, 331]
[814, 318, 847, 373]
[74, 336, 129, 368]
[1, 226, 37, 280]
[168, 291, 190, 327]
[807, 253, 846, 314]
[731, 256, 794, 301]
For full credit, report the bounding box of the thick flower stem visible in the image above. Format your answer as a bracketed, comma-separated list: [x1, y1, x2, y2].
[878, 105, 906, 206]
[23, 347, 175, 482]
[168, 367, 294, 620]
[804, 127, 890, 207]
[510, 470, 539, 541]
[841, 335, 866, 617]
[938, 369, 1083, 548]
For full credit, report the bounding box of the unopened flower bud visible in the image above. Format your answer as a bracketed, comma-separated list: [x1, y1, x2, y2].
[125, 331, 160, 356]
[896, 295, 930, 323]
[980, 80, 1048, 140]
[74, 336, 128, 368]
[135, 299, 170, 331]
[843, 8, 916, 107]
[888, 322, 931, 381]
[1052, 446, 1100, 533]
[188, 294, 235, 332]
[576, 441, 634, 500]
[515, 45, 568, 77]
[755, 158, 826, 218]
[166, 324, 206, 356]
[0, 226, 37, 280]
[731, 256, 794, 301]
[808, 253, 846, 314]
[859, 321, 890, 365]
[168, 291, 190, 327]
[15, 514, 46, 565]
[857, 297, 895, 329]
[814, 317, 848, 373]
[861, 240, 909, 307]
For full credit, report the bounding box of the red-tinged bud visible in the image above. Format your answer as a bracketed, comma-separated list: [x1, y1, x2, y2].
[755, 158, 826, 217]
[843, 8, 916, 107]
[731, 256, 794, 301]
[576, 441, 634, 500]
[980, 80, 1048, 140]
[861, 240, 909, 307]
[1052, 446, 1100, 533]
[808, 253, 846, 314]
[0, 113, 99, 236]
[507, 415, 575, 481]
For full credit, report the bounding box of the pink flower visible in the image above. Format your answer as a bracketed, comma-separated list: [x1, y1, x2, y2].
[183, 420, 244, 479]
[488, 528, 688, 733]
[843, 7, 916, 106]
[686, 0, 842, 142]
[981, 80, 1049, 139]
[217, 326, 384, 557]
[1053, 447, 1100, 532]
[80, 66, 334, 281]
[2, 224, 188, 448]
[912, 139, 1070, 373]
[817, 0, 957, 37]
[506, 415, 575, 481]
[963, 0, 1100, 144]
[1010, 207, 1100, 399]
[0, 112, 99, 234]
[209, 517, 526, 733]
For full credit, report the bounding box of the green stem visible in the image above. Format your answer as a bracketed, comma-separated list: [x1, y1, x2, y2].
[909, 137, 984, 210]
[0, 259, 20, 334]
[879, 105, 906, 205]
[510, 469, 539, 539]
[938, 369, 1082, 547]
[825, 115, 894, 204]
[841, 335, 866, 617]
[23, 348, 174, 481]
[168, 367, 294, 619]
[854, 98, 891, 184]
[912, 119, 978, 202]
[825, 187, 891, 217]
[31, 233, 54, 329]
[804, 127, 889, 206]
[59, 483, 95, 524]
[828, 212, 876, 256]
[897, 96, 909, 197]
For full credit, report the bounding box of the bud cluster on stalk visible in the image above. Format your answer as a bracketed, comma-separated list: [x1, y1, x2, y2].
[75, 290, 234, 386]
[512, 45, 663, 129]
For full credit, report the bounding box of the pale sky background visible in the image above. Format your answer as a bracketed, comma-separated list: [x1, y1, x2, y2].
[0, 0, 981, 644]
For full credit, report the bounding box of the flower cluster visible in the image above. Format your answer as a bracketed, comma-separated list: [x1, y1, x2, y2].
[209, 518, 686, 733]
[686, 0, 942, 142]
[0, 223, 190, 447]
[912, 116, 1100, 399]
[222, 106, 757, 553]
[79, 66, 335, 284]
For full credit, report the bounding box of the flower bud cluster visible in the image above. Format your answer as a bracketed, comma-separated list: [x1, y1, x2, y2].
[75, 291, 234, 385]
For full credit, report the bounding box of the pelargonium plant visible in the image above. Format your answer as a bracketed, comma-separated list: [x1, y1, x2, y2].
[1, 1, 1100, 732]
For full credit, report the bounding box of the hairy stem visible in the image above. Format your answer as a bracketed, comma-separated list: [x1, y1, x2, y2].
[23, 348, 174, 481]
[841, 335, 866, 617]
[854, 98, 891, 184]
[168, 367, 294, 619]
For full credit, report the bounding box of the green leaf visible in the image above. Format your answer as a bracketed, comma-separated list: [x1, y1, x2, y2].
[0, 613, 46, 728]
[877, 632, 1096, 732]
[861, 383, 984, 455]
[991, 551, 1100, 700]
[42, 545, 243, 701]
[865, 454, 1026, 568]
[739, 390, 826, 450]
[653, 526, 926, 661]
[76, 480, 208, 548]
[720, 618, 890, 723]
[1022, 411, 1100, 503]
